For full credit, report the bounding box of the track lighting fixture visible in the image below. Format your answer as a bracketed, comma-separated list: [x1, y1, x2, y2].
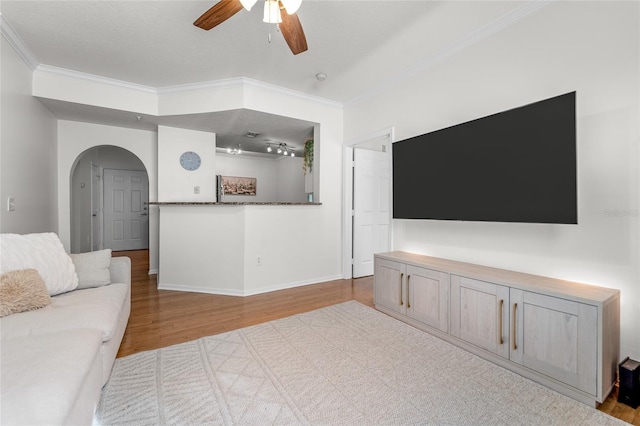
[266, 142, 296, 157]
[227, 145, 242, 155]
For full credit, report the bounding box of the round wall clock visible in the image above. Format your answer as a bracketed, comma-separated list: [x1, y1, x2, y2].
[179, 151, 201, 171]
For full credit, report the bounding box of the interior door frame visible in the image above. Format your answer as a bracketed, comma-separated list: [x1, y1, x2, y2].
[90, 162, 103, 251]
[342, 127, 394, 279]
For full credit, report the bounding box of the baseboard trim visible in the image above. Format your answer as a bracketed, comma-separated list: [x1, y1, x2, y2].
[244, 274, 344, 297]
[158, 274, 344, 297]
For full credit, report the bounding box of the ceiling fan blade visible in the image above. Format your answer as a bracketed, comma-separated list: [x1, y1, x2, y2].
[278, 5, 308, 55]
[194, 0, 243, 31]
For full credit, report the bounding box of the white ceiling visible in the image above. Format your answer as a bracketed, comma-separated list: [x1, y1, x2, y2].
[1, 0, 529, 154]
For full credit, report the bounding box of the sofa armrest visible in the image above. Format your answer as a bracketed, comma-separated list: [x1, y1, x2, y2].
[109, 256, 131, 286]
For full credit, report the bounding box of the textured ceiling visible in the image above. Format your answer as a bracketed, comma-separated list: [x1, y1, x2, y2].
[1, 0, 529, 153]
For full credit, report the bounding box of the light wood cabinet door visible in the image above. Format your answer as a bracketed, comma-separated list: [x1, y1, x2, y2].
[510, 289, 597, 394]
[374, 258, 405, 315]
[406, 265, 449, 332]
[450, 275, 510, 359]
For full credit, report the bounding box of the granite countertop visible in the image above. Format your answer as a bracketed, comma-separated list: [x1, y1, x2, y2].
[149, 202, 321, 206]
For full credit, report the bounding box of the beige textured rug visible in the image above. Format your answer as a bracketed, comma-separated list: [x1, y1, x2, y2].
[94, 301, 624, 425]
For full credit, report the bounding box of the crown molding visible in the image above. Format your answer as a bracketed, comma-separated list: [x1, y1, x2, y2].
[32, 64, 342, 111]
[345, 0, 554, 108]
[241, 77, 343, 109]
[157, 77, 245, 95]
[35, 64, 158, 95]
[0, 14, 39, 71]
[158, 76, 343, 109]
[33, 67, 341, 109]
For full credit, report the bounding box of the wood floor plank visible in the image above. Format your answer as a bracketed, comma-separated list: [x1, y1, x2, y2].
[113, 250, 636, 425]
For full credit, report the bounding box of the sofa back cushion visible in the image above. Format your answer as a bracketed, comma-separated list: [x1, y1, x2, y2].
[0, 233, 78, 296]
[70, 249, 112, 289]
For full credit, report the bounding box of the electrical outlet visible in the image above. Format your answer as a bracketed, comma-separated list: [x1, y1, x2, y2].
[194, 186, 200, 194]
[7, 197, 15, 212]
[256, 256, 262, 266]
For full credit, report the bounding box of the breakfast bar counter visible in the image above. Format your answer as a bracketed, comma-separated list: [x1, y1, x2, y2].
[153, 202, 337, 297]
[150, 201, 321, 206]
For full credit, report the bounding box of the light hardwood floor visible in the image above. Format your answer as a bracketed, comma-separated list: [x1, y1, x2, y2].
[114, 250, 639, 425]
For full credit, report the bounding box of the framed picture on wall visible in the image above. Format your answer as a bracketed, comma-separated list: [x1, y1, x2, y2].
[221, 176, 257, 195]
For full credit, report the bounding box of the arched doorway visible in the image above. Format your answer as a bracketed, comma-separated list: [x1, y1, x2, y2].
[70, 146, 150, 254]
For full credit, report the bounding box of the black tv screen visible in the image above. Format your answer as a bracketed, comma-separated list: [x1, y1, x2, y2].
[393, 92, 577, 224]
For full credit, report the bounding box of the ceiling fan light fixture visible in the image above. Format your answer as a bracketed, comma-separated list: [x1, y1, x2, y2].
[263, 0, 282, 24]
[240, 0, 258, 11]
[281, 0, 302, 15]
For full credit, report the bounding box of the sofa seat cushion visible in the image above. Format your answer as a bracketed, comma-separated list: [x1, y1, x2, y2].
[0, 282, 128, 342]
[0, 329, 103, 425]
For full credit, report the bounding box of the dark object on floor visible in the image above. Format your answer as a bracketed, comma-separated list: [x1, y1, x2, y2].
[618, 357, 640, 409]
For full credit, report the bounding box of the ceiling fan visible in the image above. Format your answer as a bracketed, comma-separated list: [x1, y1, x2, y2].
[194, 0, 308, 55]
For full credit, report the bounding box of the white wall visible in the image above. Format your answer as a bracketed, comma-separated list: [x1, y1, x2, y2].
[157, 126, 216, 202]
[275, 155, 307, 203]
[216, 153, 306, 202]
[57, 121, 159, 272]
[243, 205, 341, 293]
[345, 1, 640, 360]
[1, 37, 58, 234]
[158, 206, 246, 294]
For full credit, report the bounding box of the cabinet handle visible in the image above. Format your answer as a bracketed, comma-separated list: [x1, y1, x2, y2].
[407, 275, 411, 309]
[498, 299, 504, 345]
[512, 303, 518, 351]
[399, 273, 404, 306]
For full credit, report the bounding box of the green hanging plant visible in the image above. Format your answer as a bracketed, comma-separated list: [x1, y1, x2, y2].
[303, 138, 314, 175]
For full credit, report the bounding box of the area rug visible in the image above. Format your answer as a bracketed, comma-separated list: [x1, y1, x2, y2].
[94, 301, 624, 425]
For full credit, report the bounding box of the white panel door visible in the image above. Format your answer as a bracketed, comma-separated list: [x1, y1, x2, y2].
[103, 169, 149, 251]
[353, 148, 391, 277]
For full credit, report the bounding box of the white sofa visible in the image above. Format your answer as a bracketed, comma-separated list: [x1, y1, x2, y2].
[0, 234, 131, 425]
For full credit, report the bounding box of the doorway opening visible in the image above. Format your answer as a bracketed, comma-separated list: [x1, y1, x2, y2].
[70, 146, 150, 254]
[343, 128, 394, 279]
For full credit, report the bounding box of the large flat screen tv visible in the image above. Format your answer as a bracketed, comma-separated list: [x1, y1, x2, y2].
[393, 91, 577, 224]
